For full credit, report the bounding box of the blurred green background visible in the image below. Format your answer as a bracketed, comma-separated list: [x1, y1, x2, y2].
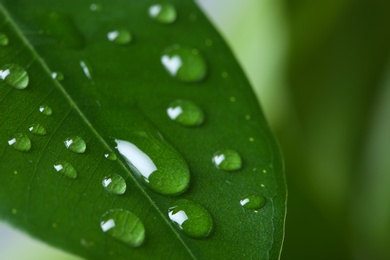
[1, 0, 390, 259]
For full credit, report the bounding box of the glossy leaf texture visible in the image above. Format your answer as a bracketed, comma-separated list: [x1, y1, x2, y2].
[0, 0, 286, 259]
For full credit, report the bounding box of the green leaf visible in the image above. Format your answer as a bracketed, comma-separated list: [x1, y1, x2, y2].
[0, 0, 286, 259]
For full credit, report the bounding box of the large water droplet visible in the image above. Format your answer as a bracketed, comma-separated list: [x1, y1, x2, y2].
[53, 161, 77, 179]
[161, 45, 207, 82]
[100, 209, 145, 247]
[28, 123, 47, 136]
[240, 194, 266, 210]
[0, 64, 29, 89]
[148, 3, 177, 24]
[39, 105, 52, 115]
[102, 174, 126, 195]
[107, 29, 132, 45]
[168, 199, 213, 239]
[115, 138, 190, 196]
[104, 152, 117, 161]
[51, 71, 64, 81]
[0, 33, 9, 46]
[212, 149, 242, 171]
[167, 100, 204, 127]
[8, 133, 31, 152]
[64, 136, 86, 153]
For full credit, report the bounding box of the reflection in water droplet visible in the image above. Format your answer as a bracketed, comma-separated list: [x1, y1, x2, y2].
[107, 29, 132, 45]
[167, 100, 204, 126]
[51, 71, 64, 81]
[100, 209, 145, 247]
[53, 161, 77, 179]
[39, 105, 52, 116]
[80, 60, 92, 80]
[64, 136, 86, 153]
[212, 149, 242, 171]
[240, 194, 266, 210]
[28, 123, 47, 135]
[8, 133, 31, 152]
[0, 33, 9, 46]
[161, 45, 207, 82]
[0, 64, 29, 89]
[102, 174, 126, 195]
[115, 138, 190, 196]
[168, 199, 213, 239]
[104, 152, 117, 161]
[148, 3, 177, 24]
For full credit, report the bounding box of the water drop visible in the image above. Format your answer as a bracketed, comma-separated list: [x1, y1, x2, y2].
[0, 33, 9, 46]
[249, 137, 255, 142]
[104, 152, 117, 161]
[168, 199, 213, 239]
[102, 174, 126, 195]
[240, 194, 266, 210]
[8, 133, 31, 152]
[64, 136, 86, 153]
[115, 138, 190, 196]
[51, 71, 64, 81]
[53, 161, 77, 179]
[167, 100, 204, 127]
[80, 60, 92, 80]
[0, 64, 29, 89]
[148, 3, 177, 24]
[39, 105, 52, 116]
[212, 149, 242, 171]
[100, 209, 145, 247]
[12, 208, 17, 214]
[161, 45, 207, 82]
[229, 96, 236, 102]
[89, 3, 102, 12]
[107, 29, 132, 45]
[28, 123, 47, 135]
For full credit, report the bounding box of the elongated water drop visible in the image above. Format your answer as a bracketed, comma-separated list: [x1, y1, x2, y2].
[0, 33, 9, 46]
[167, 100, 204, 126]
[0, 64, 29, 89]
[212, 149, 242, 171]
[168, 199, 213, 239]
[161, 45, 207, 82]
[80, 60, 93, 80]
[100, 209, 145, 247]
[51, 71, 64, 81]
[240, 194, 266, 210]
[39, 105, 52, 116]
[107, 29, 132, 45]
[53, 161, 77, 179]
[8, 133, 31, 152]
[28, 123, 47, 135]
[104, 152, 117, 161]
[102, 174, 126, 195]
[148, 3, 177, 24]
[64, 136, 86, 153]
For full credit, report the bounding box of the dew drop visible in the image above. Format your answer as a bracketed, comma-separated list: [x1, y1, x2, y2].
[51, 71, 64, 81]
[148, 3, 177, 24]
[64, 136, 86, 153]
[53, 161, 77, 179]
[100, 209, 145, 247]
[240, 194, 266, 210]
[102, 174, 126, 195]
[80, 60, 93, 80]
[107, 29, 132, 45]
[115, 138, 190, 196]
[28, 123, 47, 136]
[0, 33, 9, 46]
[167, 100, 204, 127]
[8, 133, 31, 152]
[212, 149, 242, 171]
[104, 152, 117, 161]
[39, 105, 52, 116]
[161, 45, 207, 83]
[0, 64, 29, 89]
[168, 199, 213, 239]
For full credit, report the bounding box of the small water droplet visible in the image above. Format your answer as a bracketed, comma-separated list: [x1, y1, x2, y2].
[28, 123, 47, 135]
[102, 174, 126, 195]
[80, 238, 94, 248]
[13, 170, 18, 175]
[51, 71, 64, 81]
[0, 33, 9, 46]
[167, 100, 204, 126]
[148, 3, 177, 24]
[245, 114, 251, 120]
[64, 136, 86, 153]
[249, 137, 255, 142]
[104, 152, 117, 161]
[52, 223, 57, 228]
[39, 105, 52, 116]
[240, 195, 266, 210]
[12, 208, 17, 214]
[229, 96, 236, 102]
[100, 209, 145, 247]
[262, 169, 267, 174]
[212, 149, 242, 171]
[80, 60, 93, 80]
[8, 133, 31, 152]
[168, 199, 213, 239]
[0, 64, 29, 89]
[89, 3, 102, 12]
[161, 45, 207, 83]
[53, 161, 77, 179]
[107, 29, 132, 45]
